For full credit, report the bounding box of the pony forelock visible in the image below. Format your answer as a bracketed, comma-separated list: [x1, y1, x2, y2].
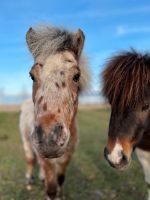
[102, 49, 150, 111]
[26, 25, 81, 60]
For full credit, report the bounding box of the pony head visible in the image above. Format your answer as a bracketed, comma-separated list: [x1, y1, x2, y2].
[103, 50, 150, 169]
[26, 26, 89, 158]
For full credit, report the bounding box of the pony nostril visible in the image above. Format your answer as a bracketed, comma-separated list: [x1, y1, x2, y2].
[121, 153, 128, 163]
[59, 125, 63, 130]
[35, 125, 44, 143]
[54, 124, 63, 133]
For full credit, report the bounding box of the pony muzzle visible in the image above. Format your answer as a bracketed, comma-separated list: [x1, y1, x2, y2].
[104, 146, 131, 170]
[32, 123, 70, 158]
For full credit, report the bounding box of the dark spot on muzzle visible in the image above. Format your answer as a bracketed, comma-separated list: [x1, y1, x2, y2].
[62, 81, 66, 87]
[60, 71, 65, 75]
[55, 82, 60, 88]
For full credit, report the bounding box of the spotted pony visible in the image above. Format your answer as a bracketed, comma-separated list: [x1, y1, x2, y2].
[20, 25, 89, 200]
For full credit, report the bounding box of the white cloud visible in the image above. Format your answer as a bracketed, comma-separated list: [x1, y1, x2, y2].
[116, 25, 150, 36]
[63, 5, 150, 19]
[83, 6, 150, 17]
[33, 5, 150, 20]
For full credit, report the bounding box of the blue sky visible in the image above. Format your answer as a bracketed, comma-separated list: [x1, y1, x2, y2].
[1, 0, 150, 95]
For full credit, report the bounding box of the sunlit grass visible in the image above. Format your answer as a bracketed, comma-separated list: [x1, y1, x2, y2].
[0, 109, 146, 200]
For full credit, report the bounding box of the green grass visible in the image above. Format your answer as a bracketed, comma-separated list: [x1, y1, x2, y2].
[0, 109, 147, 200]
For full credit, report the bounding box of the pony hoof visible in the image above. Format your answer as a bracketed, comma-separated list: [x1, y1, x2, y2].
[55, 195, 65, 200]
[26, 184, 32, 191]
[26, 176, 34, 190]
[46, 196, 64, 200]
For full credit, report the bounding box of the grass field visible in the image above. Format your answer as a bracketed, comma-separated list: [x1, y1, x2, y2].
[0, 108, 147, 200]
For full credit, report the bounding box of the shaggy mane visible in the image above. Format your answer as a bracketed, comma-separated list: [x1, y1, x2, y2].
[27, 26, 80, 59]
[102, 50, 150, 111]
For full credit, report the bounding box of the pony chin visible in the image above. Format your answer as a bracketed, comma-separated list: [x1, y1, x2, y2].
[107, 157, 132, 171]
[33, 142, 67, 159]
[115, 159, 132, 171]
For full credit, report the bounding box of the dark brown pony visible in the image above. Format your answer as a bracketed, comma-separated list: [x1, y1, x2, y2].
[102, 50, 150, 200]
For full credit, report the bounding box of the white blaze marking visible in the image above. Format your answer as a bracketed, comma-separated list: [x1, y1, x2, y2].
[108, 142, 123, 164]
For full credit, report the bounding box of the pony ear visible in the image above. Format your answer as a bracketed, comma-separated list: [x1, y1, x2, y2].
[74, 29, 85, 57]
[26, 27, 36, 54]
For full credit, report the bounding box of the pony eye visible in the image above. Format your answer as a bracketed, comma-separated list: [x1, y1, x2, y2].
[29, 72, 35, 82]
[142, 103, 149, 111]
[73, 73, 80, 82]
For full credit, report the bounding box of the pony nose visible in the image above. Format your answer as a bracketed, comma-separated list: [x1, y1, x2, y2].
[33, 124, 69, 158]
[35, 123, 67, 147]
[104, 147, 128, 168]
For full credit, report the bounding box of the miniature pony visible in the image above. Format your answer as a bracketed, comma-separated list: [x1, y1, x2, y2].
[20, 25, 89, 200]
[103, 50, 150, 200]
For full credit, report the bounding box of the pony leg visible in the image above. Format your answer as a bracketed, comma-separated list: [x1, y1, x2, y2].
[56, 120, 77, 199]
[22, 133, 35, 190]
[41, 154, 72, 200]
[136, 148, 150, 200]
[40, 159, 60, 200]
[39, 164, 45, 182]
[56, 154, 72, 200]
[36, 155, 45, 182]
